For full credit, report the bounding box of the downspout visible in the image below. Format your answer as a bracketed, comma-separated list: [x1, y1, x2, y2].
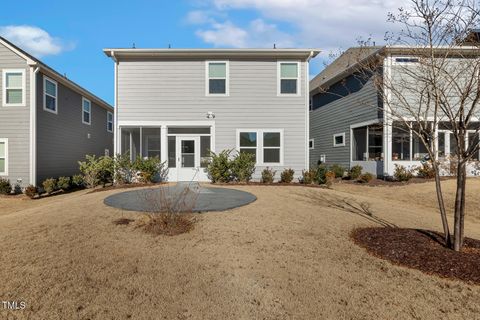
[305, 51, 314, 170]
[29, 64, 40, 186]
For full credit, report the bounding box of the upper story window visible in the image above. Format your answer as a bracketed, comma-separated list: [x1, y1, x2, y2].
[107, 111, 113, 132]
[43, 76, 58, 114]
[82, 98, 91, 125]
[2, 69, 25, 107]
[207, 61, 229, 96]
[278, 62, 300, 95]
[0, 138, 7, 175]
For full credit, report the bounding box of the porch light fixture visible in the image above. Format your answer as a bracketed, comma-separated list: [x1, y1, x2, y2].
[206, 111, 215, 119]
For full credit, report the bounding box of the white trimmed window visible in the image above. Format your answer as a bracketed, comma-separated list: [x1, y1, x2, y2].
[0, 138, 8, 175]
[237, 129, 283, 165]
[107, 111, 113, 132]
[206, 61, 228, 96]
[278, 62, 300, 95]
[333, 133, 345, 147]
[43, 77, 58, 114]
[309, 139, 314, 149]
[82, 98, 91, 125]
[2, 69, 25, 107]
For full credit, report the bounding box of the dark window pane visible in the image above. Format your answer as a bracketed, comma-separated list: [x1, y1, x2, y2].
[181, 140, 195, 168]
[209, 79, 226, 94]
[468, 132, 479, 160]
[200, 136, 211, 168]
[168, 136, 176, 168]
[240, 132, 257, 147]
[264, 148, 280, 163]
[45, 95, 56, 111]
[281, 79, 297, 94]
[335, 135, 344, 145]
[240, 148, 256, 162]
[450, 133, 458, 155]
[83, 111, 90, 123]
[368, 125, 383, 160]
[168, 127, 210, 134]
[353, 127, 367, 161]
[392, 123, 410, 161]
[264, 132, 280, 147]
[438, 132, 446, 159]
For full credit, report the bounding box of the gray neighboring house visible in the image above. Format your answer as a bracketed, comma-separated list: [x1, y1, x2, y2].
[104, 48, 320, 182]
[309, 46, 480, 177]
[0, 37, 113, 188]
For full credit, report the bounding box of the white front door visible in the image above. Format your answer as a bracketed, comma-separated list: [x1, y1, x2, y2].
[176, 136, 201, 181]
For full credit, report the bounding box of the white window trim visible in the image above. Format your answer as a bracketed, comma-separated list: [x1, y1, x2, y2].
[205, 61, 229, 97]
[43, 76, 58, 114]
[309, 139, 314, 150]
[333, 132, 346, 147]
[0, 138, 8, 176]
[277, 61, 301, 96]
[82, 97, 91, 125]
[2, 69, 26, 107]
[236, 129, 284, 166]
[107, 111, 114, 133]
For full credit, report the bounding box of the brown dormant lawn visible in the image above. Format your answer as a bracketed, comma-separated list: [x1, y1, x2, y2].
[1, 179, 480, 319]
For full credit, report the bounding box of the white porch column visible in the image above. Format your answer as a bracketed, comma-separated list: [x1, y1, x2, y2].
[161, 125, 167, 164]
[383, 120, 393, 176]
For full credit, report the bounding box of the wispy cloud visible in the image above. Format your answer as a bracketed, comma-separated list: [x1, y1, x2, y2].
[0, 25, 74, 57]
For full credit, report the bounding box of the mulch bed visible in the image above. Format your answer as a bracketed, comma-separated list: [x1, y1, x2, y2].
[87, 182, 166, 194]
[351, 227, 480, 285]
[211, 182, 327, 188]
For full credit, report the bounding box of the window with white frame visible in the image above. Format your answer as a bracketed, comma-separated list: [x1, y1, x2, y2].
[82, 98, 91, 125]
[0, 138, 7, 175]
[309, 139, 314, 149]
[43, 77, 58, 113]
[238, 129, 283, 165]
[333, 133, 345, 147]
[278, 62, 300, 95]
[207, 61, 228, 95]
[107, 111, 113, 132]
[2, 70, 25, 107]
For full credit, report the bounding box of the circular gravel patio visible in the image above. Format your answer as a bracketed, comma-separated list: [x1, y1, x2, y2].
[104, 182, 257, 213]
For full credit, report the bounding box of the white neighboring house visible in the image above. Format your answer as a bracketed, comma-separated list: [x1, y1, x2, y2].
[104, 48, 320, 182]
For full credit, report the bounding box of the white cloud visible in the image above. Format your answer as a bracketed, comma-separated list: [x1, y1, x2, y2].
[0, 25, 73, 57]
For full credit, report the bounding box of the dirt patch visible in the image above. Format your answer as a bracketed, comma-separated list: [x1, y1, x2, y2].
[352, 227, 480, 284]
[135, 213, 196, 236]
[112, 218, 135, 225]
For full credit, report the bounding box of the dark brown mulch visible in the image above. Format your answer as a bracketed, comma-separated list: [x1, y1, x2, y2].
[87, 182, 166, 194]
[113, 218, 135, 226]
[138, 213, 196, 236]
[351, 227, 480, 284]
[212, 182, 327, 188]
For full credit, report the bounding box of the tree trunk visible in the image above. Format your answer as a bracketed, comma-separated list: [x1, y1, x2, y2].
[431, 161, 451, 248]
[453, 160, 467, 251]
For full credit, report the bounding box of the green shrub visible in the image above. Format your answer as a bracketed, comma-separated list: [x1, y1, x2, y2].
[301, 168, 317, 184]
[114, 153, 136, 184]
[0, 178, 12, 195]
[329, 164, 345, 178]
[349, 165, 363, 180]
[231, 151, 256, 183]
[42, 178, 57, 194]
[416, 162, 435, 179]
[261, 167, 276, 183]
[57, 176, 71, 191]
[315, 164, 328, 184]
[325, 171, 336, 187]
[357, 173, 374, 183]
[24, 185, 38, 199]
[394, 164, 413, 182]
[97, 156, 114, 186]
[207, 150, 233, 183]
[280, 168, 295, 183]
[72, 174, 85, 189]
[134, 156, 163, 183]
[79, 155, 115, 188]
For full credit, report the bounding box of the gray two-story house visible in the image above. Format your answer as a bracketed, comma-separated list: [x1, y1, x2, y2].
[104, 48, 319, 181]
[0, 37, 113, 188]
[309, 45, 480, 177]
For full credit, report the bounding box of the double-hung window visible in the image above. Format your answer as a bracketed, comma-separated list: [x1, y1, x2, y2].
[238, 129, 283, 165]
[239, 132, 257, 161]
[0, 138, 7, 176]
[107, 112, 113, 132]
[278, 62, 300, 95]
[82, 98, 91, 125]
[207, 61, 228, 95]
[2, 70, 25, 107]
[43, 77, 58, 113]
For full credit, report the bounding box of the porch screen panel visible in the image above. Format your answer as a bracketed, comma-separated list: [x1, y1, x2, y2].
[352, 127, 367, 161]
[142, 128, 161, 159]
[392, 123, 410, 161]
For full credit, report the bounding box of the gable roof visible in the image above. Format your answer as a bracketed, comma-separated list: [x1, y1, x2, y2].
[0, 36, 112, 111]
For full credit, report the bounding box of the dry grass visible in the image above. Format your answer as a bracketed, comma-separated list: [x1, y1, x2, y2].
[0, 179, 479, 319]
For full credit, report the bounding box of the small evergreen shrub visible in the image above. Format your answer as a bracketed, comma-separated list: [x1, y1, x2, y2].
[57, 176, 71, 191]
[72, 174, 85, 189]
[394, 164, 413, 182]
[325, 171, 336, 187]
[261, 167, 276, 183]
[315, 164, 328, 184]
[114, 153, 136, 184]
[134, 156, 164, 183]
[357, 173, 374, 183]
[301, 168, 317, 184]
[207, 150, 233, 183]
[329, 164, 345, 178]
[42, 178, 57, 194]
[348, 165, 363, 180]
[416, 162, 435, 179]
[24, 185, 38, 199]
[0, 178, 12, 195]
[280, 168, 295, 183]
[97, 156, 114, 186]
[231, 151, 256, 183]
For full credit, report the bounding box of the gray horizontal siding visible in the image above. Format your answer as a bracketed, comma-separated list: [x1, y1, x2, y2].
[0, 42, 31, 187]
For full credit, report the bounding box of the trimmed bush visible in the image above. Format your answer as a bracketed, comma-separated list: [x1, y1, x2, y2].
[42, 178, 57, 194]
[315, 164, 328, 184]
[0, 178, 12, 195]
[231, 151, 256, 183]
[416, 162, 435, 179]
[329, 164, 345, 178]
[207, 150, 233, 183]
[394, 164, 413, 182]
[325, 171, 336, 187]
[134, 156, 164, 183]
[261, 167, 276, 183]
[24, 185, 38, 199]
[280, 168, 295, 183]
[57, 176, 71, 191]
[97, 156, 114, 186]
[114, 153, 136, 184]
[72, 174, 85, 189]
[301, 168, 317, 184]
[349, 165, 363, 180]
[79, 155, 115, 188]
[357, 173, 374, 183]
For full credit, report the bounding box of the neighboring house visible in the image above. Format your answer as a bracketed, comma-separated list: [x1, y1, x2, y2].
[0, 37, 113, 188]
[309, 46, 480, 177]
[104, 48, 320, 181]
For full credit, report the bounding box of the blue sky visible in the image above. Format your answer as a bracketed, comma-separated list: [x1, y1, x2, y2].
[0, 0, 402, 105]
